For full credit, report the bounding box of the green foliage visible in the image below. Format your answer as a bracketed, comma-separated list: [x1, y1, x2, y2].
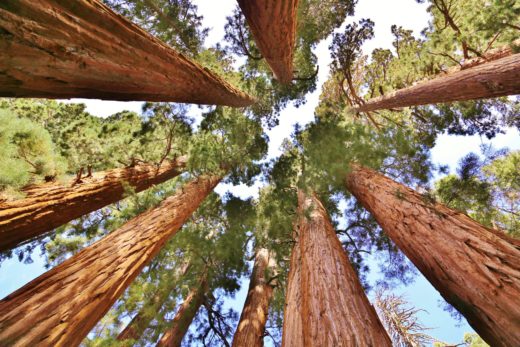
[224, 0, 356, 127]
[326, 0, 520, 138]
[104, 0, 208, 56]
[83, 192, 251, 346]
[434, 150, 520, 237]
[0, 99, 194, 174]
[188, 107, 267, 184]
[4, 0, 516, 345]
[301, 117, 432, 192]
[417, 0, 520, 59]
[0, 109, 65, 197]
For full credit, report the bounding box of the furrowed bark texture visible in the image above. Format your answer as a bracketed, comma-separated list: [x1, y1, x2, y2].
[281, 234, 304, 347]
[281, 191, 392, 347]
[345, 164, 520, 347]
[0, 0, 254, 106]
[156, 278, 207, 347]
[353, 53, 520, 112]
[232, 248, 275, 347]
[0, 175, 221, 346]
[118, 262, 192, 341]
[237, 0, 299, 84]
[0, 157, 187, 253]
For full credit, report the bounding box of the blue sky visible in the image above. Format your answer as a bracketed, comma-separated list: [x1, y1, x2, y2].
[1, 0, 519, 345]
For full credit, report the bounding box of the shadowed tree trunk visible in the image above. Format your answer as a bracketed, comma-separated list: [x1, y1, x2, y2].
[0, 0, 254, 106]
[118, 262, 192, 341]
[156, 277, 208, 347]
[237, 0, 299, 84]
[232, 248, 276, 347]
[345, 164, 520, 347]
[0, 175, 221, 346]
[117, 310, 146, 342]
[352, 53, 520, 113]
[0, 157, 187, 253]
[280, 230, 304, 347]
[281, 190, 392, 347]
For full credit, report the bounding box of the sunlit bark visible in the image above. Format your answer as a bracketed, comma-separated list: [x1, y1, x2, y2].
[237, 0, 299, 84]
[0, 175, 221, 346]
[0, 0, 254, 106]
[346, 164, 520, 346]
[0, 158, 186, 252]
[232, 248, 275, 347]
[281, 190, 392, 346]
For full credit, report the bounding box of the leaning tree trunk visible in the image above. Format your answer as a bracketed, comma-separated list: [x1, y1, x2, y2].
[352, 53, 520, 113]
[0, 157, 186, 253]
[118, 262, 192, 341]
[232, 248, 276, 347]
[0, 175, 221, 346]
[281, 190, 391, 347]
[156, 277, 208, 347]
[237, 0, 299, 84]
[0, 0, 254, 106]
[345, 164, 520, 347]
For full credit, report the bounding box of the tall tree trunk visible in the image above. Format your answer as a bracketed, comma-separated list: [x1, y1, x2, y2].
[0, 157, 187, 253]
[280, 231, 304, 347]
[117, 311, 146, 342]
[232, 248, 276, 347]
[118, 262, 192, 341]
[352, 53, 520, 113]
[0, 175, 221, 346]
[345, 164, 520, 346]
[237, 0, 299, 84]
[281, 190, 391, 347]
[0, 0, 254, 107]
[156, 277, 208, 347]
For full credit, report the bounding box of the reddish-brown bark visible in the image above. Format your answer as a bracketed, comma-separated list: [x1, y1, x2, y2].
[280, 232, 304, 347]
[156, 278, 208, 347]
[0, 157, 187, 253]
[345, 164, 520, 346]
[232, 248, 275, 347]
[281, 190, 392, 347]
[0, 175, 221, 346]
[237, 0, 299, 84]
[117, 311, 144, 342]
[353, 53, 520, 113]
[0, 0, 254, 106]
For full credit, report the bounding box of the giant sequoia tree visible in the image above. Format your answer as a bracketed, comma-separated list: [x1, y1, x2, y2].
[353, 52, 520, 112]
[0, 157, 186, 252]
[0, 174, 221, 345]
[2, 0, 519, 345]
[237, 0, 299, 83]
[224, 0, 356, 126]
[328, 4, 520, 136]
[281, 190, 391, 346]
[0, 0, 253, 106]
[232, 248, 276, 347]
[345, 164, 520, 346]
